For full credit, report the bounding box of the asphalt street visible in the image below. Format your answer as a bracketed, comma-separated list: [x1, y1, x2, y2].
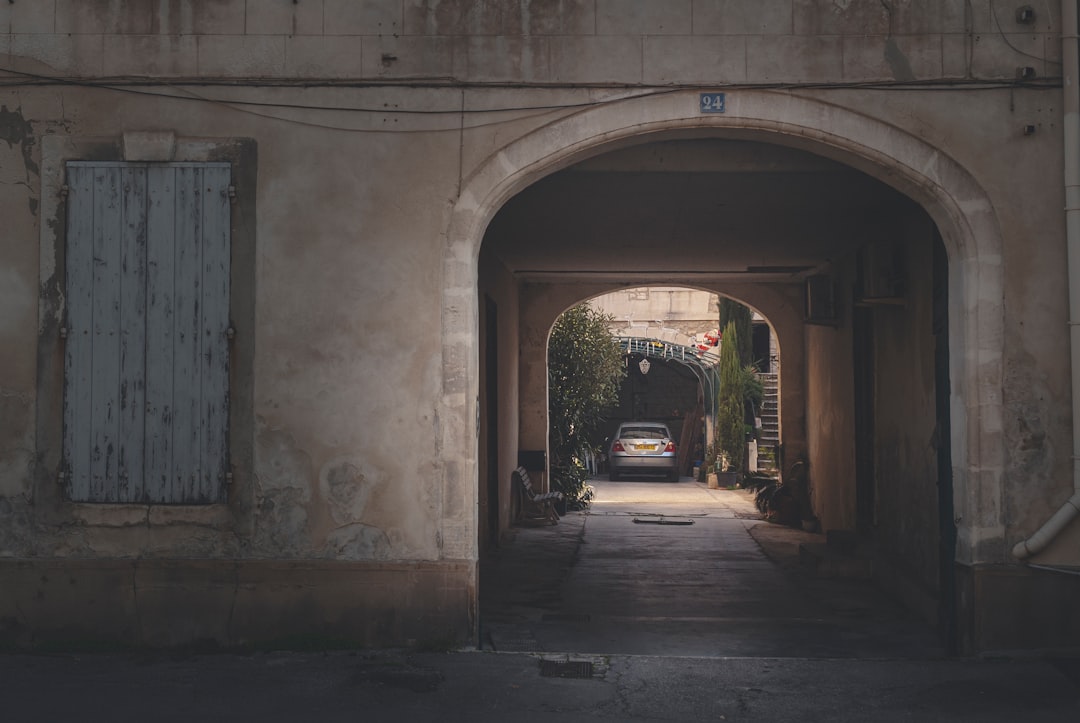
[3, 478, 1078, 721]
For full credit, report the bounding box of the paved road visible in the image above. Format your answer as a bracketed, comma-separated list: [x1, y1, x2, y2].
[3, 478, 1078, 721]
[483, 477, 944, 659]
[2, 648, 1079, 722]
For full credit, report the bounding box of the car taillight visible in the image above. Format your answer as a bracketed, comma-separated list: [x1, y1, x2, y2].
[612, 440, 625, 452]
[664, 441, 676, 452]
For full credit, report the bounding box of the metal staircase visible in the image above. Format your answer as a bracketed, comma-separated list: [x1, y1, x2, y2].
[757, 373, 779, 471]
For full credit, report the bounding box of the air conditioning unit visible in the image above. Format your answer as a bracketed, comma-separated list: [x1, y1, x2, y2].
[857, 240, 905, 303]
[804, 274, 839, 325]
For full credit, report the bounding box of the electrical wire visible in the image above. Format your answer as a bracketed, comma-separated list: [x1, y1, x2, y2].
[990, 0, 1063, 66]
[0, 64, 1061, 134]
[0, 65, 686, 113]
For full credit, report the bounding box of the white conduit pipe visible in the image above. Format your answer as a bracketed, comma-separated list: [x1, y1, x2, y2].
[1013, 0, 1080, 559]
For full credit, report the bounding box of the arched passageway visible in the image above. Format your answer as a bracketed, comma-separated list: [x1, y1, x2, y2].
[583, 286, 783, 479]
[455, 90, 1003, 653]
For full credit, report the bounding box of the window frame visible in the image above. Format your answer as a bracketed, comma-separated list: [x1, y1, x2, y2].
[62, 161, 233, 505]
[35, 134, 256, 527]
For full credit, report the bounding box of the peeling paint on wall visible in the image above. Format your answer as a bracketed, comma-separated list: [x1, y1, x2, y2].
[885, 38, 916, 82]
[254, 426, 315, 555]
[1004, 352, 1064, 533]
[320, 459, 375, 525]
[0, 105, 38, 179]
[318, 457, 393, 559]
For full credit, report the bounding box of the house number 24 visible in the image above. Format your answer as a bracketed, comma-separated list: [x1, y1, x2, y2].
[699, 93, 726, 114]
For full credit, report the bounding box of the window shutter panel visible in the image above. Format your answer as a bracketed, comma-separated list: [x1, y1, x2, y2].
[65, 162, 230, 504]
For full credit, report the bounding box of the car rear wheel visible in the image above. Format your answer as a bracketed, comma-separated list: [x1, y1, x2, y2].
[668, 469, 680, 482]
[609, 469, 620, 481]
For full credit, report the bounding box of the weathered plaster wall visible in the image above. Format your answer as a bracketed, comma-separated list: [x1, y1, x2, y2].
[5, 86, 466, 563]
[246, 99, 459, 562]
[0, 1, 1059, 82]
[0, 103, 37, 511]
[0, 85, 480, 644]
[0, 0, 1075, 650]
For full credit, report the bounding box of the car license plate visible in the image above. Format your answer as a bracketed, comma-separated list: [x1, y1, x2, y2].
[636, 444, 657, 450]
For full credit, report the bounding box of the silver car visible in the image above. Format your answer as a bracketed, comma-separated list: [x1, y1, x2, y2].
[608, 422, 680, 482]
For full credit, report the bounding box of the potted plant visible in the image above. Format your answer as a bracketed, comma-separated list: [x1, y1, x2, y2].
[715, 452, 739, 487]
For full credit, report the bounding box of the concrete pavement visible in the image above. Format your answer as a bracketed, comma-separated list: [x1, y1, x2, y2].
[2, 647, 1079, 722]
[483, 478, 944, 659]
[2, 478, 1078, 721]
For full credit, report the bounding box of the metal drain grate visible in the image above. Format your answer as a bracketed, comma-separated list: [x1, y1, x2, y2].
[541, 612, 591, 622]
[539, 660, 594, 679]
[632, 516, 694, 525]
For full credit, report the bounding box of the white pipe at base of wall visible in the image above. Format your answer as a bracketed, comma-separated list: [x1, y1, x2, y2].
[1012, 492, 1080, 559]
[1013, 0, 1080, 560]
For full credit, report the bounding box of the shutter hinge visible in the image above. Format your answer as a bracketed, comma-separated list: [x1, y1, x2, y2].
[227, 185, 237, 203]
[226, 326, 236, 341]
[59, 184, 69, 200]
[59, 326, 67, 339]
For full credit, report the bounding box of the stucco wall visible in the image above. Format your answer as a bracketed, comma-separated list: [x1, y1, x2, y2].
[0, 105, 37, 506]
[0, 0, 1077, 650]
[0, 1, 1059, 82]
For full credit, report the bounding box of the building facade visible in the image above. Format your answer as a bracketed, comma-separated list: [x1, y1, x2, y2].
[2, 0, 1079, 653]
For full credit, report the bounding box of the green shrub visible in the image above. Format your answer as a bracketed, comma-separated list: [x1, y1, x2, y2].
[548, 305, 626, 505]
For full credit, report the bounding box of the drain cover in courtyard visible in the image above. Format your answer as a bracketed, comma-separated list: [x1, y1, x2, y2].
[632, 516, 694, 525]
[539, 660, 594, 679]
[541, 613, 591, 622]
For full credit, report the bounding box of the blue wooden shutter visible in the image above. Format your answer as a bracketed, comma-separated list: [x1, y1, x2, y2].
[64, 162, 231, 503]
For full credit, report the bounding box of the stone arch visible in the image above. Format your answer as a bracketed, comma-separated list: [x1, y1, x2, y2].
[442, 89, 1004, 565]
[545, 283, 793, 472]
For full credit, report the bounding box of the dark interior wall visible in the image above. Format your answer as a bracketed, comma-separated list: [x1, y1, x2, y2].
[803, 206, 943, 618]
[804, 256, 858, 533]
[870, 215, 941, 602]
[478, 247, 520, 550]
[602, 357, 701, 451]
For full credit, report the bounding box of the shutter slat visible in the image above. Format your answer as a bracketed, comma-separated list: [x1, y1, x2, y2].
[145, 166, 176, 501]
[90, 167, 123, 503]
[200, 167, 231, 503]
[64, 166, 96, 501]
[118, 166, 148, 503]
[65, 161, 230, 505]
[172, 166, 202, 502]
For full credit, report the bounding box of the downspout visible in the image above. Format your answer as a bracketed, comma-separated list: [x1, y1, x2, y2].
[1013, 0, 1080, 559]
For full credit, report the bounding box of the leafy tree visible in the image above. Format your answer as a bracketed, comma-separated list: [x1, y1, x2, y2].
[719, 297, 753, 367]
[548, 305, 627, 504]
[715, 299, 765, 476]
[715, 320, 745, 473]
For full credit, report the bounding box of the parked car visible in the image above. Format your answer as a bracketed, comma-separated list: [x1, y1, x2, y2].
[608, 421, 679, 482]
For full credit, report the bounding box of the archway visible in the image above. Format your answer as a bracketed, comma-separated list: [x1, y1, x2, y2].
[452, 90, 1005, 649]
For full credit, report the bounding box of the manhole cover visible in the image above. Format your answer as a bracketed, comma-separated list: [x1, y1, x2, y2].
[632, 516, 694, 525]
[541, 612, 591, 622]
[539, 660, 594, 679]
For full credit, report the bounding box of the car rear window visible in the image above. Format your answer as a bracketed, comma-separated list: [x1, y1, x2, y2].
[619, 426, 669, 440]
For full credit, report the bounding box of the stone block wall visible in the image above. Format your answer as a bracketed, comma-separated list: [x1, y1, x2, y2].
[0, 1, 1060, 83]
